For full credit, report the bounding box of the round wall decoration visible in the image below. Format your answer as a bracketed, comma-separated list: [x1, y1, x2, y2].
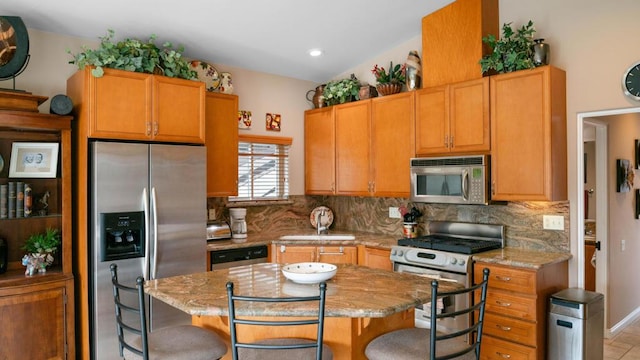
[0, 16, 29, 80]
[622, 60, 640, 101]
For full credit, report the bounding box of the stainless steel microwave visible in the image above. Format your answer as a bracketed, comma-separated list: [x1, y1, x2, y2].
[410, 155, 490, 204]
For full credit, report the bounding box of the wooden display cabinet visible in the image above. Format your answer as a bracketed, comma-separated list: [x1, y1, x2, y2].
[205, 92, 239, 196]
[0, 105, 74, 359]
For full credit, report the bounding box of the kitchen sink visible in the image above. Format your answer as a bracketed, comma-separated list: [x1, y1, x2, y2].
[279, 234, 355, 241]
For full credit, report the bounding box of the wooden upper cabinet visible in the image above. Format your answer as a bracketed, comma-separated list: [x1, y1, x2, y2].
[68, 67, 205, 143]
[416, 78, 489, 156]
[335, 101, 371, 196]
[490, 66, 567, 201]
[205, 93, 239, 197]
[421, 0, 498, 87]
[304, 107, 336, 195]
[371, 92, 415, 197]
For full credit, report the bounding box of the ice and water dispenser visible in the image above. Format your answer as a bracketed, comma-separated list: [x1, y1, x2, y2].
[100, 211, 145, 261]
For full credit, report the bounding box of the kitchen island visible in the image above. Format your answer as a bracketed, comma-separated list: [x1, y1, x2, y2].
[145, 263, 459, 360]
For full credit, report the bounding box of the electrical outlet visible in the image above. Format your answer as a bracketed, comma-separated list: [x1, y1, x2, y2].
[622, 239, 626, 252]
[542, 215, 564, 230]
[389, 207, 402, 219]
[208, 208, 216, 221]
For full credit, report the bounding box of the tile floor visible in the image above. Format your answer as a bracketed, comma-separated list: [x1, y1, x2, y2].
[604, 317, 640, 359]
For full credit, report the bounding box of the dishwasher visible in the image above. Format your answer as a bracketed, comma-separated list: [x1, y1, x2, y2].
[209, 245, 269, 270]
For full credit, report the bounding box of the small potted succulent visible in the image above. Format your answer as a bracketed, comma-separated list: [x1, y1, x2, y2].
[322, 74, 361, 106]
[479, 20, 537, 74]
[21, 228, 60, 275]
[371, 61, 406, 96]
[68, 29, 197, 80]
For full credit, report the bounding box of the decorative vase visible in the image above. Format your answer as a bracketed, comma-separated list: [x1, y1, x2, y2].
[405, 50, 422, 90]
[306, 84, 326, 108]
[376, 83, 402, 96]
[532, 38, 550, 66]
[358, 85, 378, 100]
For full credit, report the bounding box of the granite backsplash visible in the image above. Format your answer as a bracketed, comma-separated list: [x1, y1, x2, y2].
[208, 196, 570, 253]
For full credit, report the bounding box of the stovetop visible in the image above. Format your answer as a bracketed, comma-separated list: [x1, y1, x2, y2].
[395, 221, 505, 255]
[397, 235, 502, 254]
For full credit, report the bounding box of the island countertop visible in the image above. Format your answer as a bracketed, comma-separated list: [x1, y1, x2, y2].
[145, 263, 460, 318]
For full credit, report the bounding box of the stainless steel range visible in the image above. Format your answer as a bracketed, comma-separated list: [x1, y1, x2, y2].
[391, 221, 504, 333]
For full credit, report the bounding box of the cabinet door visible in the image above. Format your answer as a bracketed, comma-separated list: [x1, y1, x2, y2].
[335, 101, 371, 195]
[491, 66, 566, 201]
[449, 77, 490, 153]
[274, 245, 316, 264]
[317, 246, 357, 264]
[415, 85, 449, 155]
[305, 107, 336, 194]
[358, 246, 392, 271]
[90, 69, 152, 140]
[371, 92, 415, 197]
[205, 93, 239, 196]
[153, 76, 205, 143]
[0, 284, 67, 360]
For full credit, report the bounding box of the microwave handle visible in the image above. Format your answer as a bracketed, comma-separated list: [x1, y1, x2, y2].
[462, 169, 469, 201]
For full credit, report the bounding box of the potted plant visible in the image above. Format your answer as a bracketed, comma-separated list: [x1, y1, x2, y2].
[68, 29, 197, 80]
[322, 74, 361, 106]
[479, 20, 537, 74]
[21, 228, 60, 275]
[371, 61, 406, 96]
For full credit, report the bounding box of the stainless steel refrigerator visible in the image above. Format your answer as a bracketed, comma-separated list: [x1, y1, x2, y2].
[89, 141, 206, 359]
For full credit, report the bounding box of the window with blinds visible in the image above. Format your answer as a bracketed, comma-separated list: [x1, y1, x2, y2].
[229, 135, 291, 202]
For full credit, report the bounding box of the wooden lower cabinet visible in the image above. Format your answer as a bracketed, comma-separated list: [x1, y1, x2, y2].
[474, 261, 568, 360]
[0, 277, 74, 360]
[271, 244, 357, 264]
[357, 245, 392, 271]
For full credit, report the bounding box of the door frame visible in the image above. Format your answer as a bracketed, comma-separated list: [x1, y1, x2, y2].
[576, 106, 640, 337]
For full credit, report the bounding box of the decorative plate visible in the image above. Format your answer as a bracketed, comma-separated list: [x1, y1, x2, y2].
[189, 60, 220, 91]
[282, 262, 337, 284]
[310, 206, 334, 229]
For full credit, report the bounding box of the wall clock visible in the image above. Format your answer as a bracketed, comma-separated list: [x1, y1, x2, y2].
[623, 61, 640, 101]
[0, 16, 29, 82]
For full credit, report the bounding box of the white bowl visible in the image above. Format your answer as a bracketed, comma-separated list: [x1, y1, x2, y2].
[281, 262, 337, 284]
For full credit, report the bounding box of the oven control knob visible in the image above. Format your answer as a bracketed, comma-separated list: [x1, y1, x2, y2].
[458, 259, 466, 266]
[397, 250, 404, 256]
[449, 257, 457, 265]
[391, 249, 396, 256]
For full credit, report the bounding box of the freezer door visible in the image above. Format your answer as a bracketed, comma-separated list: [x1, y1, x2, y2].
[91, 141, 149, 360]
[148, 144, 207, 330]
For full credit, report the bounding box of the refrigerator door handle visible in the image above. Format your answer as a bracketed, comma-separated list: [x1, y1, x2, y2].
[143, 187, 150, 280]
[151, 187, 159, 279]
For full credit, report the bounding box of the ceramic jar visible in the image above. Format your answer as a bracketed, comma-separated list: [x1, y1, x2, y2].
[219, 72, 234, 94]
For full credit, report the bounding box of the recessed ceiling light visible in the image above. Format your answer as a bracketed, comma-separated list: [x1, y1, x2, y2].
[308, 49, 323, 57]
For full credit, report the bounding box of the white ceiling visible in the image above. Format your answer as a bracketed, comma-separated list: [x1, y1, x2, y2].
[0, 0, 454, 83]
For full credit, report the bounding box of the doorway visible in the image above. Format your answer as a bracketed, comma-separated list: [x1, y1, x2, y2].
[577, 107, 640, 337]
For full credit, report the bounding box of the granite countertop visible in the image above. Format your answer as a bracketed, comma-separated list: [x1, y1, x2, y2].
[473, 248, 572, 270]
[145, 263, 460, 318]
[207, 228, 571, 270]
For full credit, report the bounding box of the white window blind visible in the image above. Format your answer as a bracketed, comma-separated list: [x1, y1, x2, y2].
[229, 135, 291, 202]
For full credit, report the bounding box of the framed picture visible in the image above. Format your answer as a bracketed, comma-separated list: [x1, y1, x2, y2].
[636, 139, 640, 169]
[266, 113, 281, 131]
[238, 110, 252, 129]
[616, 158, 633, 193]
[9, 142, 59, 178]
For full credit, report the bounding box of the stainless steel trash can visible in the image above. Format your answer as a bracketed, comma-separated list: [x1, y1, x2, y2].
[548, 288, 604, 360]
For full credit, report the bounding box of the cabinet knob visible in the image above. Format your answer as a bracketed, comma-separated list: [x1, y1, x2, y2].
[153, 122, 159, 136]
[444, 135, 449, 148]
[496, 352, 512, 359]
[146, 122, 152, 136]
[449, 135, 454, 148]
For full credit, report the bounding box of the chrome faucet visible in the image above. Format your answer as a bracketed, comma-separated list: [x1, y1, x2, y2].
[316, 209, 328, 235]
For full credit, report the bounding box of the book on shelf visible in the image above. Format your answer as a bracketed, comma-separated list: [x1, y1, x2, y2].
[24, 183, 32, 217]
[0, 184, 6, 219]
[8, 182, 15, 219]
[16, 182, 24, 218]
